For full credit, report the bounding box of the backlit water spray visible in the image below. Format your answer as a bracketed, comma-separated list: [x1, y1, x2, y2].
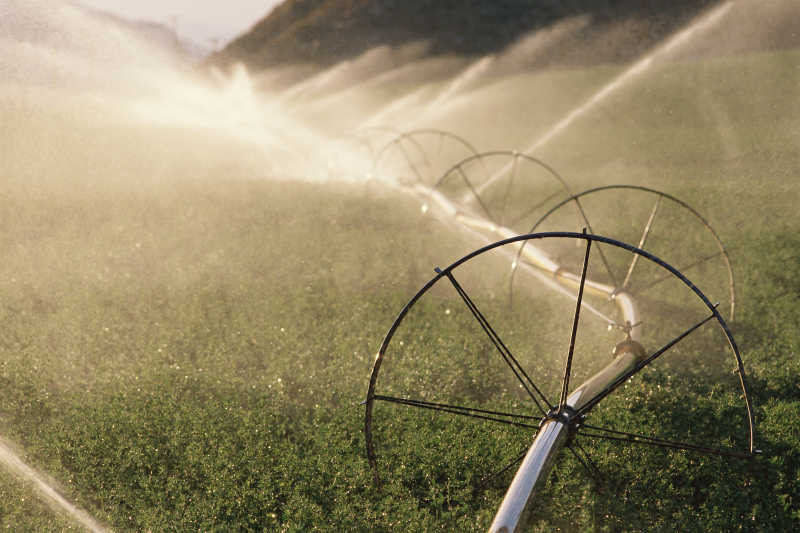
[424, 55, 495, 114]
[0, 1, 372, 530]
[476, 0, 735, 195]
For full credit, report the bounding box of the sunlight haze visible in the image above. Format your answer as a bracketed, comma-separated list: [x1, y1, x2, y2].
[73, 0, 282, 46]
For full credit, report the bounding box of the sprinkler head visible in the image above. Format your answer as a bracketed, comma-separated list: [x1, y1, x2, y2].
[612, 338, 646, 359]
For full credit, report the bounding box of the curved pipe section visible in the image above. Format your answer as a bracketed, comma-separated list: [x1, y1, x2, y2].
[509, 184, 735, 321]
[408, 183, 639, 337]
[488, 419, 568, 533]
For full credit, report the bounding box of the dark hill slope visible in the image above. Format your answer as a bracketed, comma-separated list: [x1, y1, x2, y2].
[209, 0, 719, 71]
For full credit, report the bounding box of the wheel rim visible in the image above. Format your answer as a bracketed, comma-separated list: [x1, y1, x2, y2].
[364, 232, 754, 490]
[433, 151, 573, 229]
[372, 128, 480, 186]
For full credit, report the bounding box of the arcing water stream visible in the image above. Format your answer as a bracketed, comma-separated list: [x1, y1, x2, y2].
[520, 1, 735, 155]
[475, 1, 735, 195]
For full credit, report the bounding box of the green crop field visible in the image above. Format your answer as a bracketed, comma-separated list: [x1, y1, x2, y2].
[2, 4, 800, 531]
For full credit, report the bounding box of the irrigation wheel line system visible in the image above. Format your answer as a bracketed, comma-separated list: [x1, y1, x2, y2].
[361, 128, 757, 532]
[367, 130, 738, 336]
[364, 233, 756, 533]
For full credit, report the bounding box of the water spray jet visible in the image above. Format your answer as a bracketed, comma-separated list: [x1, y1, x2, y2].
[476, 1, 736, 195]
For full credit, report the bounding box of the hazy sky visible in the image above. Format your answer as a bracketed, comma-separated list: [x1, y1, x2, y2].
[74, 0, 283, 46]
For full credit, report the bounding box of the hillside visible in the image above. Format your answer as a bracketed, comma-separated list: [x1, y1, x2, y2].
[209, 0, 720, 71]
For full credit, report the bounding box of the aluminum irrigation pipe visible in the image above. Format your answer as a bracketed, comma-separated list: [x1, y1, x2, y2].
[364, 232, 754, 533]
[488, 347, 647, 533]
[405, 183, 641, 339]
[365, 177, 752, 533]
[371, 179, 644, 532]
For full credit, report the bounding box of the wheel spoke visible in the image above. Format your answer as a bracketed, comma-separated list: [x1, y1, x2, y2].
[508, 190, 564, 227]
[476, 153, 493, 192]
[373, 394, 538, 429]
[475, 449, 528, 492]
[572, 198, 619, 288]
[568, 440, 602, 481]
[579, 423, 751, 458]
[632, 251, 723, 294]
[396, 141, 427, 184]
[502, 153, 519, 226]
[559, 232, 592, 411]
[512, 258, 618, 326]
[577, 307, 718, 415]
[621, 195, 662, 290]
[440, 268, 551, 414]
[457, 166, 493, 220]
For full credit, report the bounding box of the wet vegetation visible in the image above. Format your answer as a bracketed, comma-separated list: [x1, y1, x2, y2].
[2, 2, 800, 532]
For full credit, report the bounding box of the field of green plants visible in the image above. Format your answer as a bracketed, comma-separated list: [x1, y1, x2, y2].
[2, 24, 800, 533]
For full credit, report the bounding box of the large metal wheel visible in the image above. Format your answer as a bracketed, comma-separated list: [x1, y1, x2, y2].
[433, 151, 573, 232]
[372, 129, 480, 186]
[364, 233, 755, 524]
